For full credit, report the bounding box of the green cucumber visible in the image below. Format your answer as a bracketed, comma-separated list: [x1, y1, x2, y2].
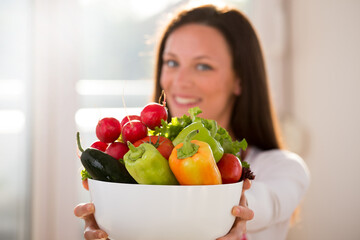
[77, 132, 137, 184]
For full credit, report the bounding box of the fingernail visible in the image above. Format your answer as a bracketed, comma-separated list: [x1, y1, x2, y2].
[232, 207, 240, 215]
[98, 232, 107, 239]
[87, 204, 94, 212]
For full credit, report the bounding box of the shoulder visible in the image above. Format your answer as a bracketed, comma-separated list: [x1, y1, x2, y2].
[250, 148, 305, 164]
[246, 147, 310, 183]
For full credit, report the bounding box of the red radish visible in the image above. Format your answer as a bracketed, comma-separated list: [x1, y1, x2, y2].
[96, 117, 121, 143]
[121, 120, 148, 143]
[105, 142, 129, 160]
[90, 141, 108, 152]
[120, 115, 141, 130]
[140, 103, 168, 130]
[217, 153, 242, 184]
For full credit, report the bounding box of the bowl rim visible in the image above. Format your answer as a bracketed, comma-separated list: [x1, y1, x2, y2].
[88, 178, 243, 188]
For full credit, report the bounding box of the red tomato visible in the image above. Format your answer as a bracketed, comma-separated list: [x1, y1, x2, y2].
[133, 136, 174, 160]
[217, 153, 242, 184]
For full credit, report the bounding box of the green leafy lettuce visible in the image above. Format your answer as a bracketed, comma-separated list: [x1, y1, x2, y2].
[153, 107, 248, 160]
[151, 115, 192, 141]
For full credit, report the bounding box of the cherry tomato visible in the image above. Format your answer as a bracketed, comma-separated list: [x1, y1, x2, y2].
[217, 153, 242, 184]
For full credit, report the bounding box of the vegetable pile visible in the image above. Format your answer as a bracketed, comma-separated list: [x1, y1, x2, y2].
[77, 103, 254, 189]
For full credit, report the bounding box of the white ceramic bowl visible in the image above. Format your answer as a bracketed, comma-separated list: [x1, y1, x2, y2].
[88, 179, 243, 240]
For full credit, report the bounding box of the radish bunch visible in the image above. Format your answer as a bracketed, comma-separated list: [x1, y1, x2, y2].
[90, 103, 168, 160]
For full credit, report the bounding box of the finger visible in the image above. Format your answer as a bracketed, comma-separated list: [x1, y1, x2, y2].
[242, 179, 251, 191]
[239, 192, 247, 206]
[216, 231, 239, 240]
[216, 219, 245, 240]
[232, 217, 247, 233]
[74, 203, 95, 219]
[83, 213, 108, 240]
[84, 227, 108, 240]
[84, 212, 99, 229]
[232, 205, 254, 220]
[239, 179, 251, 206]
[216, 231, 237, 240]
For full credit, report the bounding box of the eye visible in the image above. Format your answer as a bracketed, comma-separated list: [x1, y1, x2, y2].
[196, 63, 213, 71]
[164, 59, 178, 68]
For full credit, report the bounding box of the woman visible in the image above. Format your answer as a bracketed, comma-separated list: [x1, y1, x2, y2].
[74, 4, 310, 240]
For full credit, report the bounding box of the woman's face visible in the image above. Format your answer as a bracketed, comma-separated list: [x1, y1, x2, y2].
[160, 24, 240, 129]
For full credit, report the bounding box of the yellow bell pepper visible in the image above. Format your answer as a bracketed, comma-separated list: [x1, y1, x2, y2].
[169, 130, 222, 185]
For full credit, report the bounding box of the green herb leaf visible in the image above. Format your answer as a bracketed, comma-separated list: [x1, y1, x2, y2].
[239, 138, 248, 151]
[215, 127, 248, 159]
[152, 115, 192, 141]
[188, 107, 202, 121]
[81, 169, 92, 180]
[201, 119, 218, 137]
[241, 160, 250, 168]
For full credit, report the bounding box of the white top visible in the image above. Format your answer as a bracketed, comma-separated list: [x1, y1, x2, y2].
[245, 147, 310, 240]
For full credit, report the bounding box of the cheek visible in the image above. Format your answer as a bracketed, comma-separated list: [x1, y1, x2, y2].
[206, 78, 237, 106]
[160, 73, 170, 91]
[203, 76, 233, 97]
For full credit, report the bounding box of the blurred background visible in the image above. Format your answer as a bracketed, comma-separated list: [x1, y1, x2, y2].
[0, 0, 359, 239]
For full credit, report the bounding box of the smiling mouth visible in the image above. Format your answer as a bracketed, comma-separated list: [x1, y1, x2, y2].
[173, 96, 201, 105]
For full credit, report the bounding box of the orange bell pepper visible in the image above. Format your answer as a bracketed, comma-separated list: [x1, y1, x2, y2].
[169, 130, 222, 185]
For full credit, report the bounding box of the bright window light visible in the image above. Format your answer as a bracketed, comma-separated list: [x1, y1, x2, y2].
[78, 0, 181, 20]
[0, 110, 25, 134]
[75, 107, 143, 131]
[186, 0, 248, 9]
[129, 0, 181, 19]
[0, 80, 25, 96]
[76, 79, 153, 96]
[186, 0, 227, 8]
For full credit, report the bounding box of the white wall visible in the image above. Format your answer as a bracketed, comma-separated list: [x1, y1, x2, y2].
[31, 0, 80, 239]
[287, 0, 360, 239]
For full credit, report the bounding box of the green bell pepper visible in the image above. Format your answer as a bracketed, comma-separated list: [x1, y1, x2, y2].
[123, 142, 179, 185]
[172, 122, 224, 162]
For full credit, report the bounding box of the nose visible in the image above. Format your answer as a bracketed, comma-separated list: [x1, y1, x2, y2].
[173, 67, 194, 88]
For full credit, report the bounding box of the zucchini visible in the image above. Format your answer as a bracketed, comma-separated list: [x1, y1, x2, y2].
[77, 132, 137, 183]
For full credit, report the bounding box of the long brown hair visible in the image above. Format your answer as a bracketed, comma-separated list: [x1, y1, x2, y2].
[153, 4, 283, 150]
